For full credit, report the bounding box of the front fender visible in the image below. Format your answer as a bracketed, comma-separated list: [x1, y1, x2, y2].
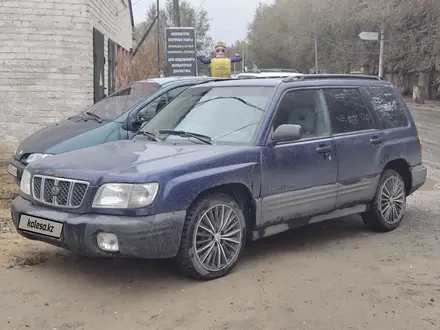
[159, 162, 259, 212]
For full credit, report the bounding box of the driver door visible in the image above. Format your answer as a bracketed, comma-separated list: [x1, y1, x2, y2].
[260, 89, 338, 227]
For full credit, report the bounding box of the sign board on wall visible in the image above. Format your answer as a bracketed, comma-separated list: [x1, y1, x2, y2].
[165, 27, 197, 77]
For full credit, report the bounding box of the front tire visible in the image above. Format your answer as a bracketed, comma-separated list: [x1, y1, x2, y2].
[174, 193, 247, 280]
[362, 169, 407, 232]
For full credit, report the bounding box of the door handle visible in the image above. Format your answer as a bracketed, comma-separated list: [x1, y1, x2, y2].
[316, 145, 332, 154]
[370, 136, 383, 145]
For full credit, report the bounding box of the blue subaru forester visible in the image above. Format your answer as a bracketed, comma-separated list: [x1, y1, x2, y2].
[11, 75, 427, 280]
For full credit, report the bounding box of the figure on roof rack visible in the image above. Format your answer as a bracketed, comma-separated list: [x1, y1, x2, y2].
[198, 41, 242, 78]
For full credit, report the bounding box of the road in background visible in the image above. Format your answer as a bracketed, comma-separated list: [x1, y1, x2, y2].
[409, 101, 440, 183]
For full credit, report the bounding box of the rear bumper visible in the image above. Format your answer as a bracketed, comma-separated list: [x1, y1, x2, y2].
[8, 157, 26, 185]
[11, 196, 187, 259]
[409, 164, 427, 195]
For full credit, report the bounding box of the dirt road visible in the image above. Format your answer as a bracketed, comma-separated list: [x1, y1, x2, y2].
[1, 101, 440, 330]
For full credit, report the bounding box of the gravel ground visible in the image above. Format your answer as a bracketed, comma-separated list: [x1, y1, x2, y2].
[0, 101, 439, 330]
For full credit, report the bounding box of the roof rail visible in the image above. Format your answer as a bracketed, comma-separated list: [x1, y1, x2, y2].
[196, 77, 236, 84]
[236, 76, 290, 80]
[253, 68, 299, 73]
[282, 74, 383, 83]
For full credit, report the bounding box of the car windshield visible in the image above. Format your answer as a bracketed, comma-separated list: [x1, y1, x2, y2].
[81, 82, 161, 120]
[140, 86, 274, 145]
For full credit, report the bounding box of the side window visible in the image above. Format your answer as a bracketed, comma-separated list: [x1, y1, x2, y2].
[362, 86, 409, 128]
[323, 88, 375, 134]
[167, 86, 188, 102]
[137, 95, 166, 122]
[272, 89, 331, 139]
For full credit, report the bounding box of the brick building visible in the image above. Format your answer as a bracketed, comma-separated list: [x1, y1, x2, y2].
[0, 0, 135, 152]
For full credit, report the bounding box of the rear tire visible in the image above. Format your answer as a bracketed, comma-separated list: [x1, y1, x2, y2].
[362, 169, 407, 232]
[174, 193, 247, 280]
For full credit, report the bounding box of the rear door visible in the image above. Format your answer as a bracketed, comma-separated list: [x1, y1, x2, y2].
[323, 88, 384, 208]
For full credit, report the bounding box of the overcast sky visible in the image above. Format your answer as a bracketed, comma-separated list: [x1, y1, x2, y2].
[132, 0, 272, 45]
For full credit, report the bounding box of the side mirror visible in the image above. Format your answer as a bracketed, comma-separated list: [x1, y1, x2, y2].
[125, 118, 139, 131]
[271, 124, 302, 144]
[126, 115, 151, 132]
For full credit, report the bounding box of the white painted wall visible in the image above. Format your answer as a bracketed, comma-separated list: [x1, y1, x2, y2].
[0, 0, 133, 153]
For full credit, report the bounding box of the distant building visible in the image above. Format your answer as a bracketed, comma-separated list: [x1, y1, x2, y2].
[0, 0, 135, 151]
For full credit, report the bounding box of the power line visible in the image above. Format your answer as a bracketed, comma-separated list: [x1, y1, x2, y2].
[195, 0, 207, 13]
[117, 0, 149, 19]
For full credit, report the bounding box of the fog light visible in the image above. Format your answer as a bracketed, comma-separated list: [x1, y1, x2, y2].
[97, 232, 119, 252]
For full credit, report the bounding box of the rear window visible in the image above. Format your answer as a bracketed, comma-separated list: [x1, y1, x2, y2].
[84, 82, 161, 120]
[363, 87, 409, 128]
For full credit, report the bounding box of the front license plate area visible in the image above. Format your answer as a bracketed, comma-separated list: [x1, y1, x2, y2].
[18, 215, 63, 239]
[8, 164, 17, 177]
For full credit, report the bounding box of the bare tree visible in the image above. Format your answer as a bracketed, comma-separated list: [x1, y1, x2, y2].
[247, 0, 440, 101]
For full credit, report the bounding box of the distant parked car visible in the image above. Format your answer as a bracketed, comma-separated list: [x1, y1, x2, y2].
[12, 74, 426, 280]
[8, 77, 214, 184]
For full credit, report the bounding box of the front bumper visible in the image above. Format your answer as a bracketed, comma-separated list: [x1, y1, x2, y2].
[8, 157, 26, 185]
[11, 196, 186, 259]
[409, 164, 428, 195]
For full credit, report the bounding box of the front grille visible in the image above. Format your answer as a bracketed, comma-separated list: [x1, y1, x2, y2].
[32, 175, 89, 208]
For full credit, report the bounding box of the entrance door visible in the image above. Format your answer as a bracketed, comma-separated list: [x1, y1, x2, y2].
[93, 28, 105, 103]
[260, 89, 338, 227]
[108, 39, 116, 95]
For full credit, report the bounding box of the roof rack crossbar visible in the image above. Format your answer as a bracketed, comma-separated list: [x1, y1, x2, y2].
[282, 74, 383, 83]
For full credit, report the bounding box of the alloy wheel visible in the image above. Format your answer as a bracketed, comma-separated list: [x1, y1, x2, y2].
[193, 204, 243, 272]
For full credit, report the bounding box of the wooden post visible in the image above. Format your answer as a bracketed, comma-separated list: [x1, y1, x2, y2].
[173, 0, 180, 27]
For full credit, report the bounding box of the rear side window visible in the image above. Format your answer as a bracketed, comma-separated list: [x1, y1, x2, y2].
[323, 88, 375, 134]
[363, 87, 409, 128]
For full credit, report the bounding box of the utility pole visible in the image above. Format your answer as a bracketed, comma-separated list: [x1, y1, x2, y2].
[157, 0, 160, 73]
[173, 0, 181, 27]
[378, 26, 385, 78]
[314, 33, 318, 73]
[132, 15, 158, 57]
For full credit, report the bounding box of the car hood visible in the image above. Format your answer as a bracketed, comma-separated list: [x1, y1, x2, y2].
[28, 140, 260, 185]
[14, 117, 106, 159]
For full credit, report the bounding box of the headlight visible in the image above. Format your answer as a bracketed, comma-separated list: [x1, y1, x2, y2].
[92, 183, 159, 209]
[25, 153, 53, 164]
[20, 169, 31, 195]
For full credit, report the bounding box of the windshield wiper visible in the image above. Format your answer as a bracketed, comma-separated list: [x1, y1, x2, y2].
[135, 131, 162, 142]
[192, 96, 265, 112]
[84, 111, 103, 123]
[159, 130, 212, 145]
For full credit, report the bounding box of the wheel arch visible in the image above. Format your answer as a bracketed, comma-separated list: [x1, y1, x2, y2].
[383, 158, 412, 195]
[189, 183, 257, 233]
